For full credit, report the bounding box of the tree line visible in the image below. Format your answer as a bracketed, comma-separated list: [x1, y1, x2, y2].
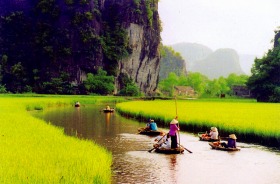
[158, 72, 249, 98]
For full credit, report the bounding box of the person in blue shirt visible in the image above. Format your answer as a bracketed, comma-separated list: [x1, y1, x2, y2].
[221, 134, 237, 148]
[149, 119, 158, 131]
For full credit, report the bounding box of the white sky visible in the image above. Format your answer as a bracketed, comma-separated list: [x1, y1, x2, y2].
[158, 0, 280, 57]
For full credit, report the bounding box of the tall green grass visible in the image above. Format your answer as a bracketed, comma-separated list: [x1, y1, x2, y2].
[0, 95, 122, 183]
[116, 99, 280, 147]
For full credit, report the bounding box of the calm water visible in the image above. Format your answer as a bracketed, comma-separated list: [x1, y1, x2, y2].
[33, 104, 280, 184]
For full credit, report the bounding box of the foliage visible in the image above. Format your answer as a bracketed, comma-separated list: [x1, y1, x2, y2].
[247, 45, 280, 102]
[158, 72, 249, 97]
[83, 69, 114, 95]
[118, 73, 140, 96]
[158, 72, 178, 96]
[41, 72, 73, 94]
[0, 84, 7, 93]
[159, 46, 186, 80]
[119, 83, 140, 96]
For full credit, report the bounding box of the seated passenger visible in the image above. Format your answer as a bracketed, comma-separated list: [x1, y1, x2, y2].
[160, 134, 171, 149]
[221, 134, 237, 148]
[149, 119, 158, 131]
[106, 105, 110, 110]
[154, 132, 166, 145]
[209, 127, 219, 140]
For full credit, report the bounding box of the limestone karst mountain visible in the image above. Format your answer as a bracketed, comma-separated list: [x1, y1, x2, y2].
[171, 42, 213, 70]
[171, 42, 246, 79]
[0, 0, 161, 94]
[191, 48, 245, 79]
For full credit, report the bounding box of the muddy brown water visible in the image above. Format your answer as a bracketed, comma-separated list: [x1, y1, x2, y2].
[33, 104, 280, 184]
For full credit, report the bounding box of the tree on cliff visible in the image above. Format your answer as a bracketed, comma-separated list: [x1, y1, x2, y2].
[83, 69, 114, 95]
[247, 29, 280, 102]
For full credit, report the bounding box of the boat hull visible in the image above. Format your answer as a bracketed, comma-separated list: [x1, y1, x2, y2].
[103, 109, 114, 113]
[209, 142, 240, 151]
[198, 133, 219, 142]
[155, 147, 184, 154]
[138, 128, 161, 135]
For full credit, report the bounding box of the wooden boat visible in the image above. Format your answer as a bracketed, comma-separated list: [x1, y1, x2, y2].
[138, 128, 161, 136]
[103, 108, 115, 113]
[74, 102, 80, 107]
[154, 147, 184, 154]
[209, 142, 241, 151]
[198, 132, 219, 142]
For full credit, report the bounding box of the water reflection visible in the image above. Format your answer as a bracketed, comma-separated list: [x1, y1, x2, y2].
[169, 155, 177, 182]
[32, 105, 280, 184]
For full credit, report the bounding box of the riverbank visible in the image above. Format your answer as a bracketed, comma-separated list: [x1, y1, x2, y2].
[116, 99, 280, 148]
[0, 94, 124, 183]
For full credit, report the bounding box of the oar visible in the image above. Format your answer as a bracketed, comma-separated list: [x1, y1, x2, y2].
[148, 133, 166, 153]
[178, 144, 193, 153]
[174, 96, 181, 148]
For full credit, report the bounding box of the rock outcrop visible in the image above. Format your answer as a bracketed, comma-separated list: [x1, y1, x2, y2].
[0, 0, 161, 94]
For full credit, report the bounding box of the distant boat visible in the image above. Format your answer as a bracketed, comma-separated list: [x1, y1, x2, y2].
[138, 127, 161, 136]
[75, 102, 80, 107]
[103, 108, 115, 113]
[198, 132, 219, 142]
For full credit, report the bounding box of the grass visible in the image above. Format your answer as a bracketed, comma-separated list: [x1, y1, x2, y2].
[116, 99, 280, 148]
[0, 94, 127, 183]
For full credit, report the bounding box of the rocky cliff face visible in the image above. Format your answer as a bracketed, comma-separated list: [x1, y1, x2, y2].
[101, 0, 161, 93]
[0, 0, 161, 94]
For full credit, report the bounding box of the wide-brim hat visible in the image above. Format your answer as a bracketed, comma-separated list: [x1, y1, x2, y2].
[229, 134, 237, 139]
[211, 127, 217, 132]
[170, 119, 178, 124]
[151, 119, 154, 122]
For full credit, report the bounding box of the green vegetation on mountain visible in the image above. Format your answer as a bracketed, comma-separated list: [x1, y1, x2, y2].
[0, 0, 160, 95]
[159, 46, 186, 80]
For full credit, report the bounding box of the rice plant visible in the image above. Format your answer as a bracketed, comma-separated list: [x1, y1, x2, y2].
[116, 99, 280, 147]
[0, 95, 114, 183]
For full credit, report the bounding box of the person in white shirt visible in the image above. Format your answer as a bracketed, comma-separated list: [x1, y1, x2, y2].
[154, 132, 166, 145]
[160, 134, 171, 149]
[209, 127, 219, 140]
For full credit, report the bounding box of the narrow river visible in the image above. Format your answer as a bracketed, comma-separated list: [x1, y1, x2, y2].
[33, 104, 280, 184]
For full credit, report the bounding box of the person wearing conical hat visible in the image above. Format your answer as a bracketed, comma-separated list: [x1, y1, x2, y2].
[169, 116, 179, 149]
[209, 127, 219, 141]
[221, 134, 237, 148]
[227, 134, 237, 148]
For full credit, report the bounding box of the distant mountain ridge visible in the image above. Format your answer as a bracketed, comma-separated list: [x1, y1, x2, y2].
[170, 42, 248, 79]
[192, 48, 244, 79]
[171, 42, 213, 69]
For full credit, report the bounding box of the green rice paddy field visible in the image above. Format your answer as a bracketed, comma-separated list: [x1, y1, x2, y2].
[0, 94, 124, 184]
[116, 99, 280, 147]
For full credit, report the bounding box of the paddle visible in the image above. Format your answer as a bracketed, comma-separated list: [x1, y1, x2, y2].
[174, 96, 181, 150]
[178, 144, 193, 153]
[148, 133, 166, 153]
